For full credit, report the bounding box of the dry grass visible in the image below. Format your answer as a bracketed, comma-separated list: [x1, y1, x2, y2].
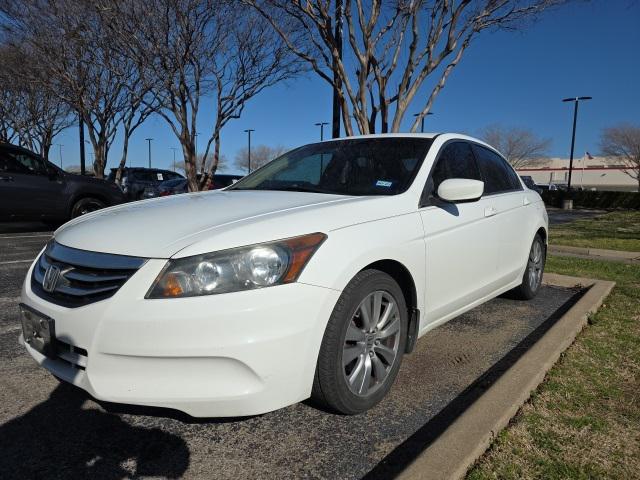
[468, 256, 640, 479]
[550, 210, 640, 252]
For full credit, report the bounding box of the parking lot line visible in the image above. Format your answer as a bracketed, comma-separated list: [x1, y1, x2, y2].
[0, 234, 51, 239]
[0, 259, 35, 265]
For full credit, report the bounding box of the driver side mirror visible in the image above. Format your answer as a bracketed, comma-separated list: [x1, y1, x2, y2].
[437, 178, 484, 203]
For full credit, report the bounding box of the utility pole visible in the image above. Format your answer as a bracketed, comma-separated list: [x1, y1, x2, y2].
[244, 129, 255, 174]
[331, 0, 343, 139]
[561, 96, 592, 208]
[145, 138, 153, 168]
[78, 114, 86, 175]
[315, 122, 329, 141]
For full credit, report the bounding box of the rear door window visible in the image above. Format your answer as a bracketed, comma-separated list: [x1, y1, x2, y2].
[472, 145, 522, 195]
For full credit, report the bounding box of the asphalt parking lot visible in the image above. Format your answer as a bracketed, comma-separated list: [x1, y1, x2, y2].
[0, 226, 583, 479]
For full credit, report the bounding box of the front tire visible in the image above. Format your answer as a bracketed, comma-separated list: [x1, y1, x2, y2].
[71, 197, 106, 218]
[312, 270, 408, 414]
[512, 234, 546, 300]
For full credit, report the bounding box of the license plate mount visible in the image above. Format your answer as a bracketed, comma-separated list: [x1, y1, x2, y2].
[20, 304, 57, 358]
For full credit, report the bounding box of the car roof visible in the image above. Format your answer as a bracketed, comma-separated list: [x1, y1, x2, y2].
[0, 142, 41, 155]
[318, 133, 439, 142]
[313, 132, 501, 156]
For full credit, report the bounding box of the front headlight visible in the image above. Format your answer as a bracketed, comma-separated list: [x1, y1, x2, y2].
[146, 232, 327, 298]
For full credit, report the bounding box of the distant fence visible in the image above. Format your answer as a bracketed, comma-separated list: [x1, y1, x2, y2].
[541, 190, 640, 210]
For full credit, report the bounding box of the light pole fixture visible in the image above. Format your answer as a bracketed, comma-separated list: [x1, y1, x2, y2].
[244, 129, 255, 174]
[170, 147, 178, 172]
[413, 112, 434, 133]
[145, 138, 153, 168]
[562, 96, 592, 195]
[315, 122, 329, 141]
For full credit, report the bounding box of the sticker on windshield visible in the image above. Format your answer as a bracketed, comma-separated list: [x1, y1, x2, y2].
[157, 173, 164, 180]
[375, 180, 393, 188]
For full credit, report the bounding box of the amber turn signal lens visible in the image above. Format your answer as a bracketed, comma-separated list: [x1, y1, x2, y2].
[281, 232, 327, 283]
[161, 273, 185, 297]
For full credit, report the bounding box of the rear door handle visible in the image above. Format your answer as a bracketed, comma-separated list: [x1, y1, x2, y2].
[484, 206, 497, 217]
[0, 175, 14, 182]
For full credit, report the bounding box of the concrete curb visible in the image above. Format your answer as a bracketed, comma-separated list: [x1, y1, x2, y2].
[549, 245, 640, 263]
[397, 273, 616, 480]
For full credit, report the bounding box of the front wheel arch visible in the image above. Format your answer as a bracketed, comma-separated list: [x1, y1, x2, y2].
[359, 259, 419, 354]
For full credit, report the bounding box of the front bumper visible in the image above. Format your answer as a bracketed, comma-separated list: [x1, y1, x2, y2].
[20, 258, 340, 417]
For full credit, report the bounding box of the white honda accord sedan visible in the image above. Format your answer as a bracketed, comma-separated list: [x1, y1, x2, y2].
[19, 133, 548, 417]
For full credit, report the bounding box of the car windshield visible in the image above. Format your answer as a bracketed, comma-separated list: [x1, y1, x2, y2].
[229, 138, 433, 196]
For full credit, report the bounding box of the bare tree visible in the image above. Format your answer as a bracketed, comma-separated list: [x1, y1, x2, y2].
[105, 1, 300, 192]
[600, 124, 640, 192]
[247, 0, 565, 135]
[1, 0, 153, 177]
[235, 144, 288, 172]
[0, 45, 73, 158]
[480, 124, 550, 168]
[198, 8, 302, 190]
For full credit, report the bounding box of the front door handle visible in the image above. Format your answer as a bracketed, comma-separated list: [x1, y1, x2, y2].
[484, 206, 497, 217]
[523, 196, 531, 206]
[0, 175, 14, 182]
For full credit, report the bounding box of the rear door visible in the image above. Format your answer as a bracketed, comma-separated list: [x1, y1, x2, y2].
[419, 141, 500, 325]
[472, 144, 528, 284]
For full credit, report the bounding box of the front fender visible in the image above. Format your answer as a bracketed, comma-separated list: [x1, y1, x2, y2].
[298, 211, 426, 314]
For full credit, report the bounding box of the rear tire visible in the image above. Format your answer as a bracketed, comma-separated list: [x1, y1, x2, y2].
[71, 197, 105, 218]
[312, 269, 408, 414]
[511, 234, 546, 300]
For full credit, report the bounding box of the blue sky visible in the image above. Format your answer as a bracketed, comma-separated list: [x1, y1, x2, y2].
[53, 0, 640, 174]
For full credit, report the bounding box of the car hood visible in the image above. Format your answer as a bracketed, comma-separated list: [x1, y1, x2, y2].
[54, 190, 401, 258]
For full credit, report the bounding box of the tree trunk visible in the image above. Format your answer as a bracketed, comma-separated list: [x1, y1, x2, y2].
[115, 129, 131, 184]
[202, 134, 222, 190]
[181, 141, 198, 192]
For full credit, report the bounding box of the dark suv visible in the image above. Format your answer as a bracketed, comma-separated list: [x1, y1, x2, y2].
[107, 167, 184, 201]
[0, 143, 125, 223]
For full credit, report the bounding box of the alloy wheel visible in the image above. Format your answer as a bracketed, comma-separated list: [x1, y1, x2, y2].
[527, 240, 544, 290]
[342, 290, 401, 397]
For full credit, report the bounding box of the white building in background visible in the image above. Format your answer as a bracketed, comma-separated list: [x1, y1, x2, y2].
[516, 156, 637, 192]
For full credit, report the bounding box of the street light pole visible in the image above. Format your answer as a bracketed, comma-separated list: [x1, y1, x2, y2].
[170, 147, 178, 172]
[315, 122, 329, 141]
[244, 129, 255, 174]
[57, 144, 64, 169]
[145, 138, 153, 168]
[413, 112, 434, 133]
[562, 96, 592, 202]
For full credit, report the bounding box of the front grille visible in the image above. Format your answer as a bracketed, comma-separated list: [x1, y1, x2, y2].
[32, 241, 147, 308]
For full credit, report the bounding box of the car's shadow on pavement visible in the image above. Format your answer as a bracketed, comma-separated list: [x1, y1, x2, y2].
[0, 382, 190, 479]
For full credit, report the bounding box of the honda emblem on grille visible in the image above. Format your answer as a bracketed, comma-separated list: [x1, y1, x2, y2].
[42, 265, 61, 293]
